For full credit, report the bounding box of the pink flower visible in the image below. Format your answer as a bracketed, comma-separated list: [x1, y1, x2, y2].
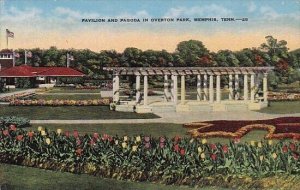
[180, 149, 185, 156]
[293, 153, 299, 160]
[9, 124, 16, 131]
[76, 139, 81, 146]
[174, 135, 181, 143]
[27, 131, 34, 138]
[93, 133, 99, 140]
[73, 130, 79, 138]
[65, 131, 70, 137]
[210, 144, 217, 150]
[145, 142, 151, 149]
[3, 130, 9, 136]
[222, 145, 229, 153]
[289, 143, 296, 151]
[144, 136, 150, 142]
[76, 148, 83, 156]
[16, 135, 23, 141]
[159, 136, 166, 143]
[233, 137, 241, 144]
[282, 145, 288, 153]
[90, 139, 96, 146]
[210, 153, 217, 161]
[174, 144, 180, 152]
[159, 142, 165, 148]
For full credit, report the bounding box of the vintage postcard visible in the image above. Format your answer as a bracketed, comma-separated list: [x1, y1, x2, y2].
[0, 0, 299, 189]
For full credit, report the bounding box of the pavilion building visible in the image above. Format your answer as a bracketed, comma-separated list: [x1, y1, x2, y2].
[104, 66, 274, 113]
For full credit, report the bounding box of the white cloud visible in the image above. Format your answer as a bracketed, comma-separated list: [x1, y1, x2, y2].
[248, 1, 256, 12]
[164, 4, 232, 18]
[260, 6, 300, 21]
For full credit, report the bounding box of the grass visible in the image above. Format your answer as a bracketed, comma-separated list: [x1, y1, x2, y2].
[258, 101, 300, 114]
[29, 123, 271, 144]
[1, 163, 221, 190]
[0, 105, 159, 120]
[33, 94, 102, 100]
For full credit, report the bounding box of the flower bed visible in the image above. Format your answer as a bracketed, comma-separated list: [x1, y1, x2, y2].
[9, 98, 112, 106]
[268, 92, 300, 101]
[184, 117, 300, 139]
[0, 124, 299, 186]
[0, 92, 36, 102]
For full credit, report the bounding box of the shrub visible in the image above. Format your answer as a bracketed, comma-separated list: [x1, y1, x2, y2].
[0, 116, 30, 129]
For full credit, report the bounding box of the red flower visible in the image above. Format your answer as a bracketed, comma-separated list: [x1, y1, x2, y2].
[289, 143, 296, 151]
[73, 130, 79, 138]
[102, 134, 110, 141]
[159, 142, 165, 148]
[65, 131, 70, 137]
[282, 145, 288, 153]
[76, 148, 83, 156]
[93, 133, 99, 140]
[293, 153, 299, 160]
[174, 144, 180, 152]
[16, 135, 23, 141]
[159, 136, 166, 143]
[27, 131, 34, 138]
[174, 135, 181, 143]
[2, 130, 9, 136]
[233, 137, 241, 144]
[9, 124, 16, 131]
[210, 153, 217, 161]
[222, 145, 229, 153]
[180, 149, 185, 156]
[210, 144, 217, 150]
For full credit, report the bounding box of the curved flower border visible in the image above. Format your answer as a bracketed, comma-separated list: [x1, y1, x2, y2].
[185, 123, 300, 140]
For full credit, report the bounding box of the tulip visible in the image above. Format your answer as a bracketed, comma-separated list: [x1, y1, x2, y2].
[259, 155, 264, 161]
[250, 141, 255, 146]
[135, 136, 141, 142]
[9, 124, 16, 131]
[257, 142, 262, 148]
[209, 144, 217, 150]
[200, 152, 205, 159]
[268, 140, 273, 145]
[132, 145, 138, 152]
[289, 143, 296, 151]
[76, 139, 81, 146]
[201, 138, 207, 144]
[293, 153, 299, 160]
[122, 142, 127, 148]
[90, 139, 96, 146]
[76, 148, 83, 156]
[174, 135, 181, 142]
[222, 145, 229, 153]
[145, 142, 151, 149]
[272, 153, 277, 159]
[16, 135, 23, 141]
[233, 137, 240, 144]
[144, 136, 150, 142]
[65, 131, 70, 137]
[93, 133, 99, 140]
[174, 144, 180, 152]
[41, 130, 46, 136]
[38, 126, 43, 131]
[159, 142, 165, 148]
[73, 130, 79, 138]
[45, 138, 51, 145]
[282, 145, 288, 153]
[160, 136, 166, 143]
[114, 140, 119, 145]
[197, 147, 203, 154]
[180, 149, 185, 156]
[210, 153, 217, 161]
[28, 131, 34, 138]
[123, 136, 128, 142]
[3, 130, 9, 136]
[57, 129, 62, 135]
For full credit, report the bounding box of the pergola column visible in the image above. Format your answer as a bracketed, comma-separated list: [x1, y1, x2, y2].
[135, 75, 141, 103]
[243, 74, 248, 101]
[203, 74, 208, 101]
[170, 75, 174, 101]
[164, 75, 169, 102]
[250, 74, 255, 102]
[113, 74, 120, 103]
[235, 74, 239, 100]
[173, 75, 178, 105]
[216, 74, 221, 103]
[263, 73, 268, 102]
[180, 75, 185, 104]
[229, 74, 233, 100]
[143, 75, 148, 106]
[197, 74, 201, 101]
[209, 74, 214, 103]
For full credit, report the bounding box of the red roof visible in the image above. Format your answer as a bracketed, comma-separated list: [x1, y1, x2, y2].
[0, 65, 84, 77]
[0, 59, 14, 70]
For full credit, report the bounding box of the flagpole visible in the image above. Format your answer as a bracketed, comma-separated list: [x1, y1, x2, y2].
[6, 33, 8, 49]
[25, 50, 27, 65]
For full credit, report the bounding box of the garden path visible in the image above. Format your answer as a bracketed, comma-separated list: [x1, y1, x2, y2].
[30, 111, 300, 124]
[0, 89, 36, 98]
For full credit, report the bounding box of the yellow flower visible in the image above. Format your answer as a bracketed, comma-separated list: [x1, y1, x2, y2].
[201, 138, 207, 144]
[272, 153, 277, 159]
[268, 140, 273, 146]
[258, 142, 262, 148]
[123, 136, 128, 142]
[41, 130, 46, 136]
[135, 136, 141, 142]
[38, 126, 43, 131]
[200, 153, 205, 159]
[45, 138, 51, 145]
[132, 145, 138, 152]
[259, 155, 264, 161]
[197, 147, 203, 154]
[57, 129, 62, 135]
[189, 139, 194, 143]
[250, 141, 256, 146]
[121, 142, 127, 148]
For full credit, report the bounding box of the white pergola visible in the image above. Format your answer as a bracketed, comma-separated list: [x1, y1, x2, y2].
[104, 67, 274, 113]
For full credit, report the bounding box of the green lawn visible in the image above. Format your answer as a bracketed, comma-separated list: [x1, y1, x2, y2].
[0, 105, 159, 120]
[29, 123, 271, 144]
[34, 94, 102, 100]
[258, 101, 300, 114]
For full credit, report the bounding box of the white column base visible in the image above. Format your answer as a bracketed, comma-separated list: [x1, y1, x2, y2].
[135, 105, 153, 113]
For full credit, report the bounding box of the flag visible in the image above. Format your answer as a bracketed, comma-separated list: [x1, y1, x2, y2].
[14, 52, 20, 58]
[6, 29, 14, 38]
[26, 51, 32, 58]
